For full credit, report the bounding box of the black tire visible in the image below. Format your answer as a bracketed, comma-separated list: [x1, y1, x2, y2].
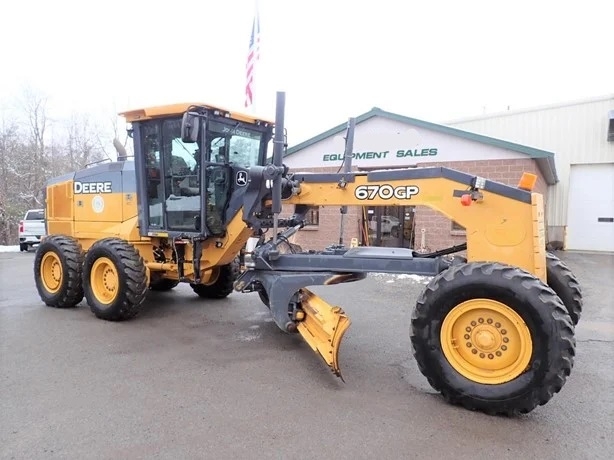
[191, 258, 239, 299]
[410, 262, 575, 416]
[546, 252, 583, 326]
[82, 238, 148, 321]
[149, 278, 180, 291]
[33, 235, 84, 308]
[20, 243, 27, 252]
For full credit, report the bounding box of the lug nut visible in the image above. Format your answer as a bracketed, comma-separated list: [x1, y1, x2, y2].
[503, 337, 509, 343]
[495, 322, 501, 328]
[487, 318, 493, 324]
[488, 354, 494, 359]
[479, 353, 485, 358]
[501, 329, 507, 335]
[478, 318, 484, 323]
[465, 326, 471, 332]
[466, 342, 472, 348]
[472, 349, 478, 354]
[496, 351, 502, 357]
[471, 321, 477, 326]
[501, 345, 507, 351]
[464, 334, 470, 340]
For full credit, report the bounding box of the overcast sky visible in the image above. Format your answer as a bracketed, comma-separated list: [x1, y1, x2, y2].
[1, 0, 612, 147]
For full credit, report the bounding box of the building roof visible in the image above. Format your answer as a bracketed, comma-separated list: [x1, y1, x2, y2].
[445, 93, 614, 124]
[285, 107, 558, 184]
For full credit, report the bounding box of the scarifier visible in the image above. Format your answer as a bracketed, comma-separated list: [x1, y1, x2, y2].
[34, 92, 582, 415]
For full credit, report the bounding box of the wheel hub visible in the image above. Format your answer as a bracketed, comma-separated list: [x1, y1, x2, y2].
[41, 252, 63, 294]
[91, 257, 119, 305]
[440, 299, 533, 384]
[474, 328, 497, 351]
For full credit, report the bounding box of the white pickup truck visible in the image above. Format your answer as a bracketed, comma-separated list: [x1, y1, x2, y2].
[19, 209, 46, 252]
[368, 215, 400, 234]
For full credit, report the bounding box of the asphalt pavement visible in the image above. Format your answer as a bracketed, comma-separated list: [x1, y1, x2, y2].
[0, 249, 612, 459]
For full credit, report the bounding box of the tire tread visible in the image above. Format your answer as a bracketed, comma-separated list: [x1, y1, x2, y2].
[411, 261, 576, 416]
[34, 235, 84, 308]
[83, 238, 147, 321]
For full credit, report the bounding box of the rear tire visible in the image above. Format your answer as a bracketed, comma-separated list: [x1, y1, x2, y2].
[410, 262, 575, 416]
[33, 235, 84, 308]
[546, 252, 582, 325]
[82, 238, 148, 321]
[191, 258, 239, 299]
[149, 278, 180, 291]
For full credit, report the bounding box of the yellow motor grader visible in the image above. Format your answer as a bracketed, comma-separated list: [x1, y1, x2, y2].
[34, 92, 581, 416]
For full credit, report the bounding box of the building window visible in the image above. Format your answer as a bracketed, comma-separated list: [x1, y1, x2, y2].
[304, 207, 320, 226]
[451, 220, 465, 232]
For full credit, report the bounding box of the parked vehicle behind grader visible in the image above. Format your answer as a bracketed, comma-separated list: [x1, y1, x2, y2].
[33, 92, 582, 416]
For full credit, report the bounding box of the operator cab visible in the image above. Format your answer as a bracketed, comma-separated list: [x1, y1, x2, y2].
[121, 103, 274, 238]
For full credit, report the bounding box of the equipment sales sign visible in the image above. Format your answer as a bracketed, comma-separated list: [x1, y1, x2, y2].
[322, 148, 438, 162]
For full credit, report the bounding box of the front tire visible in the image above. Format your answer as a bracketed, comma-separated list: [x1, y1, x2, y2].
[33, 235, 84, 308]
[191, 259, 239, 299]
[82, 238, 148, 321]
[410, 262, 575, 416]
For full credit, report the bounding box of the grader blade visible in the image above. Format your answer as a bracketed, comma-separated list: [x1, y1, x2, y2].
[296, 288, 351, 380]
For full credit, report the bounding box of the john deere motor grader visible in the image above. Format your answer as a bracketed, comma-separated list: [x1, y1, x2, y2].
[34, 92, 581, 416]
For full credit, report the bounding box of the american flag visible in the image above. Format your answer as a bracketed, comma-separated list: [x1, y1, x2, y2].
[244, 8, 260, 109]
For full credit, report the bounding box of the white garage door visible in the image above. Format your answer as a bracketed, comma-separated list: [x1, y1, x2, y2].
[566, 163, 614, 252]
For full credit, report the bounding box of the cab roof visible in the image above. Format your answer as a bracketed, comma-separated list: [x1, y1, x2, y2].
[118, 102, 274, 125]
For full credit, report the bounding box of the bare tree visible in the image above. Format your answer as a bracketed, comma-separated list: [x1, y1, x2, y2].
[0, 115, 23, 244]
[97, 101, 133, 160]
[0, 85, 119, 245]
[15, 86, 51, 208]
[63, 112, 107, 170]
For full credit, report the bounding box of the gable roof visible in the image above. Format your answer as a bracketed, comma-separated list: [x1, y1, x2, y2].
[285, 107, 558, 185]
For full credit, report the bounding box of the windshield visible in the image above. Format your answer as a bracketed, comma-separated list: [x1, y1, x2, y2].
[207, 120, 263, 168]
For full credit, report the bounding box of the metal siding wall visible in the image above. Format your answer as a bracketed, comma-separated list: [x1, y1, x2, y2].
[447, 97, 614, 226]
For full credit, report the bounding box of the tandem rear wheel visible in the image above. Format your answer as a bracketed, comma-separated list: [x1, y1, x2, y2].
[33, 235, 85, 308]
[410, 261, 576, 416]
[82, 237, 148, 321]
[190, 258, 240, 299]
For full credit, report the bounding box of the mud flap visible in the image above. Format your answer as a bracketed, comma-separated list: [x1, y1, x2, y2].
[296, 288, 351, 380]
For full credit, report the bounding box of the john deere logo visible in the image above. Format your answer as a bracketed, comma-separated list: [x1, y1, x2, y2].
[236, 171, 248, 186]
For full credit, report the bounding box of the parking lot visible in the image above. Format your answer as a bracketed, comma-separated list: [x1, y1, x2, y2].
[1, 250, 612, 459]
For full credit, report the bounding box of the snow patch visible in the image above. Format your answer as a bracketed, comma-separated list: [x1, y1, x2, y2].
[371, 272, 433, 284]
[236, 329, 262, 342]
[395, 274, 433, 284]
[0, 246, 20, 253]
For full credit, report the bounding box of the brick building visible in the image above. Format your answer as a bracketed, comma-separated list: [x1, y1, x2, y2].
[279, 107, 557, 252]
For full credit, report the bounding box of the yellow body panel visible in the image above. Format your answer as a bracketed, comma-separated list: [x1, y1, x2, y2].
[283, 176, 546, 281]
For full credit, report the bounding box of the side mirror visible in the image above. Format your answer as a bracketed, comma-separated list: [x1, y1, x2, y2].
[181, 112, 200, 143]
